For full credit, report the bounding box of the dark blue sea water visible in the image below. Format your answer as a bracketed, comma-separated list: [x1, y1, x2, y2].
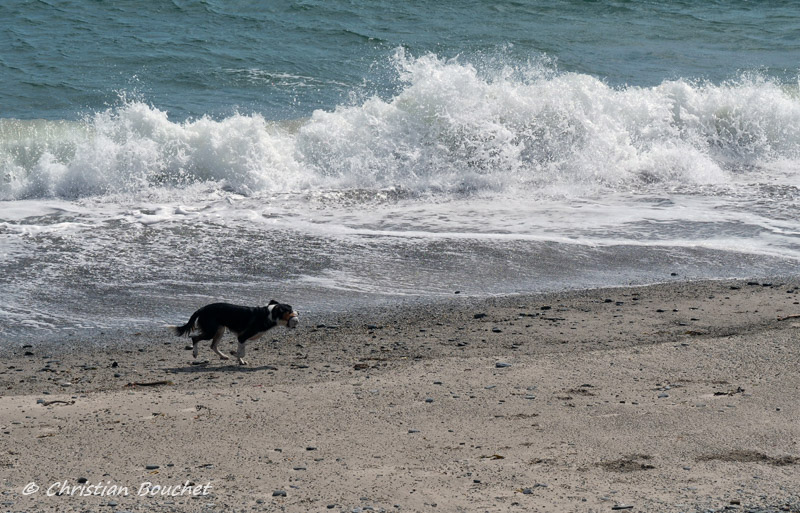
[1, 1, 800, 339]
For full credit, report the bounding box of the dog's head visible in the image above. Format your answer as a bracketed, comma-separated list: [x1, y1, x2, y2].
[268, 300, 299, 328]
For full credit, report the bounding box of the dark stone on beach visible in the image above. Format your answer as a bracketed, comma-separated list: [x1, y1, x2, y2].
[273, 490, 287, 497]
[492, 327, 502, 333]
[541, 305, 551, 310]
[111, 361, 118, 368]
[496, 362, 512, 368]
[408, 429, 420, 433]
[145, 465, 160, 470]
[77, 477, 88, 484]
[473, 313, 487, 319]
[612, 506, 634, 511]
[658, 393, 669, 398]
[425, 398, 434, 403]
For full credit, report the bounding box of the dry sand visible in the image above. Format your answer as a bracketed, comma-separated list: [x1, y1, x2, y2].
[1, 279, 799, 512]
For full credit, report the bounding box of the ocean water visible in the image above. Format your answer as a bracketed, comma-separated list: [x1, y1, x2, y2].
[2, 1, 800, 340]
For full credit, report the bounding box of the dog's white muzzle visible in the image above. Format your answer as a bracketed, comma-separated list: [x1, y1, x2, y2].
[286, 312, 299, 328]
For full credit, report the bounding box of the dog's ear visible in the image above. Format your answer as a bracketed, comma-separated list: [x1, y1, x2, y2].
[268, 300, 278, 306]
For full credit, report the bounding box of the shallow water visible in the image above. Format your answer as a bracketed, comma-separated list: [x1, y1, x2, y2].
[1, 1, 799, 340]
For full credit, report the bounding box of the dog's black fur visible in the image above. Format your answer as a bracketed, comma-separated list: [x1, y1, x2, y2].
[174, 300, 297, 365]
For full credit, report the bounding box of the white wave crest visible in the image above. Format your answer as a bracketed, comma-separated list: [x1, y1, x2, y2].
[2, 51, 799, 200]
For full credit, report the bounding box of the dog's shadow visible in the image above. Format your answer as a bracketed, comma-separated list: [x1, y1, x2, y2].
[164, 361, 279, 374]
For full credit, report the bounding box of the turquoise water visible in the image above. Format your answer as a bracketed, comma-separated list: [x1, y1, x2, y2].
[3, 1, 799, 121]
[2, 1, 800, 339]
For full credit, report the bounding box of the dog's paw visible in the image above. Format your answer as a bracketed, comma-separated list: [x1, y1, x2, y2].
[237, 358, 248, 366]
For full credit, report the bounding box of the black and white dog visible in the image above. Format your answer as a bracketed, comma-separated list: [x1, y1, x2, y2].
[173, 300, 298, 365]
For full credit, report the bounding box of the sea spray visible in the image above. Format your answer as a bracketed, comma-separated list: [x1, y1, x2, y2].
[2, 52, 799, 202]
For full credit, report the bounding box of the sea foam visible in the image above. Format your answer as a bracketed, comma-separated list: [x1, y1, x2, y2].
[1, 51, 799, 201]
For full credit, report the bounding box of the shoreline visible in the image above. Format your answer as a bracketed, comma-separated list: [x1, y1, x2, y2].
[1, 278, 799, 512]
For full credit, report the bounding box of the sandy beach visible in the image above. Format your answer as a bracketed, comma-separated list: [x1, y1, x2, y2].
[1, 279, 799, 513]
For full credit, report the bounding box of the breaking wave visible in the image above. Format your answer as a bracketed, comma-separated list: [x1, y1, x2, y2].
[2, 50, 799, 201]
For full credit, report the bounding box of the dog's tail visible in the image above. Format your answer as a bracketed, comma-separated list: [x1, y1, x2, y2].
[172, 310, 200, 337]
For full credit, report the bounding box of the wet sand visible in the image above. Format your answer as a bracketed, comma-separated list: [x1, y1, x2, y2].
[1, 279, 799, 512]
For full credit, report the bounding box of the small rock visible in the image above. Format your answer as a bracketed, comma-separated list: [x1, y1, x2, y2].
[612, 506, 633, 511]
[273, 490, 287, 497]
[473, 313, 487, 319]
[658, 393, 669, 398]
[145, 465, 160, 470]
[425, 398, 434, 403]
[496, 362, 512, 368]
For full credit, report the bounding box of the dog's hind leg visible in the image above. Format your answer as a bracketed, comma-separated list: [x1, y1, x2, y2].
[235, 341, 248, 366]
[191, 331, 214, 359]
[209, 327, 230, 361]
